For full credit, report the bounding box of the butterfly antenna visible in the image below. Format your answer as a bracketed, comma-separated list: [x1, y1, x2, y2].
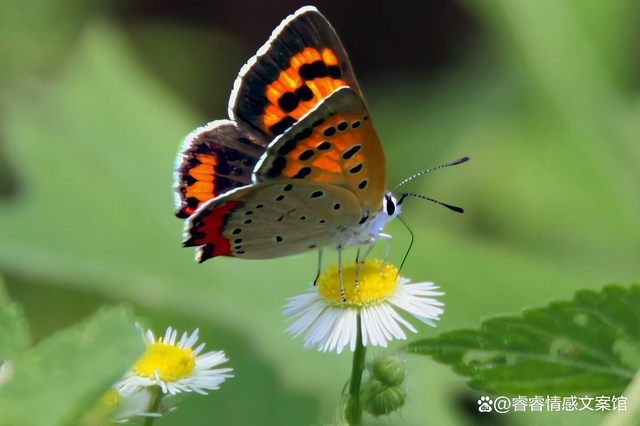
[393, 157, 469, 191]
[397, 215, 414, 276]
[399, 193, 464, 213]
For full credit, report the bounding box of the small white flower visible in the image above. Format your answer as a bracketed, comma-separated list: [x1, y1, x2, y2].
[283, 259, 444, 354]
[116, 327, 233, 395]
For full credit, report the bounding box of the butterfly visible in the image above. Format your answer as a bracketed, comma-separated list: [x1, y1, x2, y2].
[174, 6, 467, 296]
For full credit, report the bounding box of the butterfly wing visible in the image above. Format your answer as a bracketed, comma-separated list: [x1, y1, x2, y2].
[173, 120, 268, 218]
[229, 6, 363, 137]
[256, 87, 386, 216]
[184, 180, 362, 262]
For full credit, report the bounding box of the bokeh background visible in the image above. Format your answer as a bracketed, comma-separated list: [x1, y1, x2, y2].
[1, 0, 639, 425]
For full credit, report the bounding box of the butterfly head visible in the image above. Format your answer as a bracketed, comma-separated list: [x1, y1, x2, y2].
[356, 192, 401, 242]
[383, 192, 401, 219]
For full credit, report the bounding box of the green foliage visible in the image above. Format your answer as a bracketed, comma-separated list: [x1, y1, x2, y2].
[0, 276, 31, 360]
[405, 284, 640, 395]
[0, 305, 144, 426]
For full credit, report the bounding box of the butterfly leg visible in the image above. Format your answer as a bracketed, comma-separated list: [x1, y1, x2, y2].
[354, 242, 374, 292]
[338, 248, 346, 302]
[380, 238, 392, 271]
[313, 248, 323, 286]
[354, 247, 361, 291]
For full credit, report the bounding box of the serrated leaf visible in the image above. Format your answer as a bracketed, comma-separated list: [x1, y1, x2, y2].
[404, 284, 640, 395]
[0, 275, 31, 360]
[0, 305, 145, 426]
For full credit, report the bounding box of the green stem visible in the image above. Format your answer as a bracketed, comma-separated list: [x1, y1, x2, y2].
[143, 387, 164, 426]
[347, 314, 367, 425]
[600, 368, 640, 426]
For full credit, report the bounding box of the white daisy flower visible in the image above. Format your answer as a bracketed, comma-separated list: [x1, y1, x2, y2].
[117, 327, 233, 395]
[283, 258, 444, 354]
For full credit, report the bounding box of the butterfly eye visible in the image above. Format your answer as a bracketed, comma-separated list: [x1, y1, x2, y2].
[385, 194, 396, 216]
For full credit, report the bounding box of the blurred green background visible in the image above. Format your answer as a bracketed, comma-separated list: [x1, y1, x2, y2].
[1, 0, 639, 425]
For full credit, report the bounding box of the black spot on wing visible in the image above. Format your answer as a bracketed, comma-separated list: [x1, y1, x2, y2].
[266, 156, 287, 178]
[278, 92, 299, 113]
[278, 139, 297, 156]
[182, 175, 197, 186]
[298, 149, 315, 161]
[337, 121, 348, 131]
[343, 145, 362, 160]
[295, 84, 314, 101]
[187, 197, 199, 209]
[269, 116, 296, 136]
[294, 127, 313, 141]
[293, 167, 312, 179]
[317, 141, 331, 150]
[349, 163, 363, 174]
[323, 127, 336, 137]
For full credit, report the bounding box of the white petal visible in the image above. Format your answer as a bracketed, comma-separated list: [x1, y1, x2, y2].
[379, 304, 408, 340]
[162, 327, 172, 344]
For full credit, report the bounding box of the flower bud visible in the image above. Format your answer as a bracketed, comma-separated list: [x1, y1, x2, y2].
[361, 379, 406, 417]
[371, 356, 406, 387]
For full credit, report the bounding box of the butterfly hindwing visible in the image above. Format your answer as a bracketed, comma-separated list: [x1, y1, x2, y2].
[229, 6, 363, 138]
[255, 87, 386, 215]
[174, 120, 268, 218]
[184, 180, 363, 262]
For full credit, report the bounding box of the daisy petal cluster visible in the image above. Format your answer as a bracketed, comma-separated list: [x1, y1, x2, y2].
[117, 326, 233, 395]
[283, 258, 443, 353]
[90, 326, 233, 423]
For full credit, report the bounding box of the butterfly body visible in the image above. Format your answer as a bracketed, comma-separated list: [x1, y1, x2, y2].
[175, 6, 400, 264]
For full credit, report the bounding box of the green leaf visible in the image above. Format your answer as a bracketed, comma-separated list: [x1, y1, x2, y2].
[404, 284, 640, 395]
[0, 274, 31, 360]
[0, 305, 145, 426]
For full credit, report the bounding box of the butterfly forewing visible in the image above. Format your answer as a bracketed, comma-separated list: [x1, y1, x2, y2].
[174, 120, 268, 218]
[256, 87, 386, 215]
[229, 6, 364, 137]
[177, 6, 393, 264]
[184, 181, 362, 262]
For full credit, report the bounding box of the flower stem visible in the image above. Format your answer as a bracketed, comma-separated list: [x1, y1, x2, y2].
[143, 387, 164, 426]
[347, 314, 366, 425]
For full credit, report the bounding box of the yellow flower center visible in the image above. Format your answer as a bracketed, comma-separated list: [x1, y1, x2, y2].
[133, 341, 196, 381]
[317, 258, 399, 306]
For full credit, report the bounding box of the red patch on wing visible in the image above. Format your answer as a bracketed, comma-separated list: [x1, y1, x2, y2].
[184, 200, 243, 262]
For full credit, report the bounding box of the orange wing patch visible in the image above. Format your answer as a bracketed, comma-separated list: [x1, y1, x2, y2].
[174, 121, 265, 219]
[263, 47, 347, 135]
[260, 110, 386, 211]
